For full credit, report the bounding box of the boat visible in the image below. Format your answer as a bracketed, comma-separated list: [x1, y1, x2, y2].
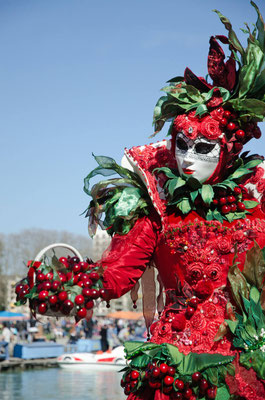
[57, 345, 126, 370]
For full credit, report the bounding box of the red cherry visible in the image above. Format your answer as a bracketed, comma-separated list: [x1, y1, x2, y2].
[79, 261, 89, 271]
[42, 281, 52, 291]
[38, 290, 49, 300]
[219, 197, 227, 205]
[90, 289, 100, 299]
[66, 272, 73, 281]
[77, 307, 87, 319]
[125, 374, 131, 383]
[37, 283, 44, 292]
[38, 303, 47, 314]
[85, 300, 94, 310]
[75, 295, 85, 305]
[45, 271, 54, 281]
[185, 306, 195, 318]
[223, 110, 231, 118]
[189, 297, 199, 309]
[77, 281, 84, 288]
[227, 122, 236, 131]
[212, 199, 218, 206]
[69, 256, 80, 265]
[80, 273, 90, 281]
[130, 370, 139, 380]
[149, 380, 161, 389]
[234, 186, 241, 195]
[163, 385, 173, 394]
[151, 367, 160, 378]
[253, 127, 262, 139]
[124, 384, 131, 395]
[175, 379, 185, 391]
[160, 363, 169, 374]
[120, 379, 126, 388]
[200, 379, 209, 391]
[230, 203, 237, 212]
[59, 257, 69, 268]
[175, 394, 183, 400]
[63, 299, 74, 310]
[130, 380, 138, 389]
[36, 273, 45, 282]
[73, 275, 79, 284]
[221, 205, 231, 214]
[227, 195, 236, 203]
[235, 129, 245, 140]
[49, 295, 58, 305]
[192, 372, 201, 382]
[220, 117, 228, 126]
[58, 272, 67, 283]
[90, 271, 100, 281]
[183, 388, 193, 399]
[164, 375, 174, 385]
[206, 387, 217, 399]
[72, 264, 81, 274]
[82, 288, 93, 297]
[237, 202, 246, 211]
[82, 279, 93, 288]
[19, 288, 29, 299]
[51, 280, 61, 291]
[58, 291, 68, 302]
[99, 288, 108, 299]
[168, 366, 176, 376]
[15, 284, 24, 294]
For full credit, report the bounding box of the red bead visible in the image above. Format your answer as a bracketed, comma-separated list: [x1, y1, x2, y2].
[85, 300, 94, 310]
[79, 261, 89, 271]
[77, 281, 84, 288]
[99, 288, 108, 299]
[130, 370, 139, 380]
[77, 307, 87, 319]
[63, 299, 74, 310]
[58, 291, 68, 301]
[66, 272, 73, 281]
[164, 375, 174, 385]
[192, 371, 201, 382]
[72, 264, 81, 274]
[230, 203, 237, 212]
[183, 388, 193, 398]
[90, 271, 100, 281]
[189, 297, 199, 308]
[220, 118, 228, 126]
[185, 306, 195, 318]
[90, 289, 100, 299]
[58, 272, 67, 283]
[38, 290, 49, 300]
[175, 379, 185, 391]
[75, 295, 85, 305]
[45, 271, 54, 281]
[124, 383, 131, 395]
[235, 129, 245, 140]
[160, 363, 169, 374]
[82, 279, 93, 288]
[227, 122, 236, 131]
[168, 366, 176, 376]
[52, 280, 61, 291]
[233, 187, 241, 195]
[15, 284, 24, 294]
[130, 380, 138, 389]
[42, 281, 52, 291]
[82, 288, 93, 297]
[36, 273, 45, 282]
[223, 110, 231, 118]
[19, 288, 29, 299]
[200, 379, 209, 391]
[151, 367, 160, 378]
[227, 196, 236, 203]
[237, 202, 246, 211]
[38, 303, 47, 314]
[206, 387, 217, 399]
[48, 295, 58, 305]
[219, 197, 227, 205]
[212, 199, 218, 206]
[221, 205, 231, 214]
[59, 257, 69, 268]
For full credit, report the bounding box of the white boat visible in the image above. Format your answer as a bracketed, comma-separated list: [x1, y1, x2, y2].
[57, 345, 126, 370]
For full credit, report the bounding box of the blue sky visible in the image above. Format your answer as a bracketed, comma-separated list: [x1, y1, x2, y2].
[1, 0, 265, 237]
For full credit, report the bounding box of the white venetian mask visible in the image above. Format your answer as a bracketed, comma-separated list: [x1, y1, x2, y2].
[175, 132, 221, 183]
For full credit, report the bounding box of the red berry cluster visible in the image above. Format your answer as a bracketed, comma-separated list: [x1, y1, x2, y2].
[212, 186, 245, 215]
[121, 364, 217, 399]
[220, 109, 261, 148]
[15, 256, 108, 321]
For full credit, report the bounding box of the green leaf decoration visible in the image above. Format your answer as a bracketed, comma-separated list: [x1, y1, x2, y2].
[186, 177, 202, 190]
[228, 263, 249, 310]
[176, 198, 192, 214]
[201, 185, 214, 205]
[215, 385, 231, 400]
[243, 241, 265, 290]
[243, 200, 259, 209]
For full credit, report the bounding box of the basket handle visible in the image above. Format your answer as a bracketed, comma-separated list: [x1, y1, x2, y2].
[35, 243, 83, 262]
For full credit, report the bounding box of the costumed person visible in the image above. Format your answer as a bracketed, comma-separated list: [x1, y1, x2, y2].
[15, 2, 265, 399]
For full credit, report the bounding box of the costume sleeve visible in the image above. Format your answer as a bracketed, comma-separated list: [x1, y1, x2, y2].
[97, 215, 159, 299]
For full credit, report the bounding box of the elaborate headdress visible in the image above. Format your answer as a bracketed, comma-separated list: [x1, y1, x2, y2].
[153, 1, 265, 166]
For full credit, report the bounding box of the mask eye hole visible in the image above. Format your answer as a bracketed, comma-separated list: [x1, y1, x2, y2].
[195, 143, 216, 154]
[176, 137, 188, 151]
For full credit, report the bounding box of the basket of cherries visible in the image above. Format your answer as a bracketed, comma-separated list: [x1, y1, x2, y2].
[15, 243, 108, 321]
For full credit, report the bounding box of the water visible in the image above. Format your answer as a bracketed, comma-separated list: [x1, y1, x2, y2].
[0, 368, 125, 400]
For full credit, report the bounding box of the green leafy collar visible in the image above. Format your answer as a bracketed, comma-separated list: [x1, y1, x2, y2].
[157, 158, 262, 223]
